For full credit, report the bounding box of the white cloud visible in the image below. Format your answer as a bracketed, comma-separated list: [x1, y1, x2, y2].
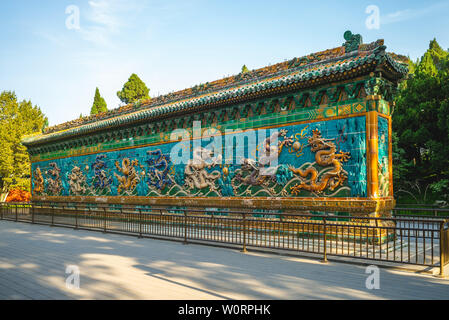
[381, 2, 449, 25]
[78, 0, 148, 47]
[87, 0, 121, 30]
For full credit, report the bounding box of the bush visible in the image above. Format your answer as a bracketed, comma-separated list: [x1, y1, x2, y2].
[5, 189, 31, 202]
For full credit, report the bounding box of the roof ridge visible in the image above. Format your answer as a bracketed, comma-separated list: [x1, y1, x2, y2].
[40, 33, 390, 136]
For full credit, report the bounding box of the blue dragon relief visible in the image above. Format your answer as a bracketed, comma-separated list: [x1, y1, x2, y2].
[91, 155, 113, 193]
[146, 150, 172, 190]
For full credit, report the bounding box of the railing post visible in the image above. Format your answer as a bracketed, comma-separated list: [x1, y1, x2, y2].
[88, 207, 92, 228]
[103, 207, 107, 233]
[279, 214, 282, 247]
[242, 213, 247, 253]
[440, 221, 444, 277]
[183, 210, 187, 245]
[75, 205, 78, 229]
[439, 221, 448, 277]
[160, 209, 163, 234]
[1, 203, 3, 220]
[51, 204, 54, 226]
[322, 217, 328, 263]
[61, 205, 65, 225]
[31, 203, 35, 224]
[15, 204, 18, 222]
[139, 208, 143, 238]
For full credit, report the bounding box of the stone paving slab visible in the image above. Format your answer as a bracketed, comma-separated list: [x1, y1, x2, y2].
[0, 220, 448, 300]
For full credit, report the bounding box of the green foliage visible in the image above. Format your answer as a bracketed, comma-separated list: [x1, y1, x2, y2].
[90, 87, 107, 115]
[407, 58, 418, 75]
[429, 179, 449, 194]
[416, 39, 448, 76]
[392, 131, 412, 187]
[0, 91, 47, 192]
[241, 65, 250, 74]
[393, 38, 449, 200]
[116, 74, 150, 105]
[42, 118, 49, 131]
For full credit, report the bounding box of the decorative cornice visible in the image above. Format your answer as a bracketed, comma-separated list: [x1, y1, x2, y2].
[23, 32, 408, 147]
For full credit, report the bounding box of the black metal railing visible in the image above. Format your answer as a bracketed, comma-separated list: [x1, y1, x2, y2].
[1, 202, 448, 276]
[393, 207, 449, 219]
[395, 203, 449, 208]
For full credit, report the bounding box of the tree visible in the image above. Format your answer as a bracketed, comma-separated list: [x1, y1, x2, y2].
[393, 39, 449, 201]
[0, 91, 47, 192]
[116, 74, 150, 105]
[241, 65, 250, 74]
[416, 39, 448, 76]
[90, 87, 107, 115]
[392, 131, 413, 194]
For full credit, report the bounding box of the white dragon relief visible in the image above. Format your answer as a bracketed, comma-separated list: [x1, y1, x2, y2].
[68, 166, 88, 195]
[184, 147, 222, 191]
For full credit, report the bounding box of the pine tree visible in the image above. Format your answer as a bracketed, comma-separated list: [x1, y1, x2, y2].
[90, 87, 107, 115]
[416, 38, 449, 76]
[116, 74, 150, 105]
[241, 65, 250, 74]
[393, 38, 449, 200]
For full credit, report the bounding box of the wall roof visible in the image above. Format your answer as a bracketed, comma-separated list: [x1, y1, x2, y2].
[22, 31, 408, 147]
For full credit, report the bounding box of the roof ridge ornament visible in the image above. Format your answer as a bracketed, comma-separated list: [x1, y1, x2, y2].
[343, 31, 363, 53]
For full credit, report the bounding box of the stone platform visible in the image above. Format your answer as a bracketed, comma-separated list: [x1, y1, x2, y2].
[1, 220, 449, 300]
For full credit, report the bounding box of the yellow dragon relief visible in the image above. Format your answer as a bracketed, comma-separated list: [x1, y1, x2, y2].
[114, 158, 140, 194]
[289, 129, 350, 194]
[34, 167, 44, 194]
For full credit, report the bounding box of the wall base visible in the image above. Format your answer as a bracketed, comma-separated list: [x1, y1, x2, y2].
[32, 196, 395, 216]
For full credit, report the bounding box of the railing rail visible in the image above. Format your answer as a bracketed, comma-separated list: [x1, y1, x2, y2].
[393, 207, 449, 219]
[1, 202, 449, 275]
[394, 203, 449, 209]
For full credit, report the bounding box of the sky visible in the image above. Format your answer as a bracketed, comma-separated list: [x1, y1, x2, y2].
[1, 0, 448, 127]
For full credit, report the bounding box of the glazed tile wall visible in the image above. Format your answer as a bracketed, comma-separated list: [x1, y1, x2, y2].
[378, 116, 390, 197]
[31, 116, 367, 198]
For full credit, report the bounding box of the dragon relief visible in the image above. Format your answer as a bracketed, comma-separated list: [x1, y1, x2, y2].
[68, 166, 88, 195]
[289, 129, 350, 194]
[91, 155, 113, 191]
[235, 129, 293, 186]
[46, 162, 62, 195]
[114, 158, 140, 194]
[33, 167, 44, 194]
[146, 149, 172, 190]
[378, 158, 390, 197]
[184, 147, 222, 191]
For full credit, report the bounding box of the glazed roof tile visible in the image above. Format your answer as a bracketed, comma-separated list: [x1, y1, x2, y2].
[23, 33, 408, 146]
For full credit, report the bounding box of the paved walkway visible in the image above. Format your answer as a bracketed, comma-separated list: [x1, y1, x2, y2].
[0, 220, 448, 300]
